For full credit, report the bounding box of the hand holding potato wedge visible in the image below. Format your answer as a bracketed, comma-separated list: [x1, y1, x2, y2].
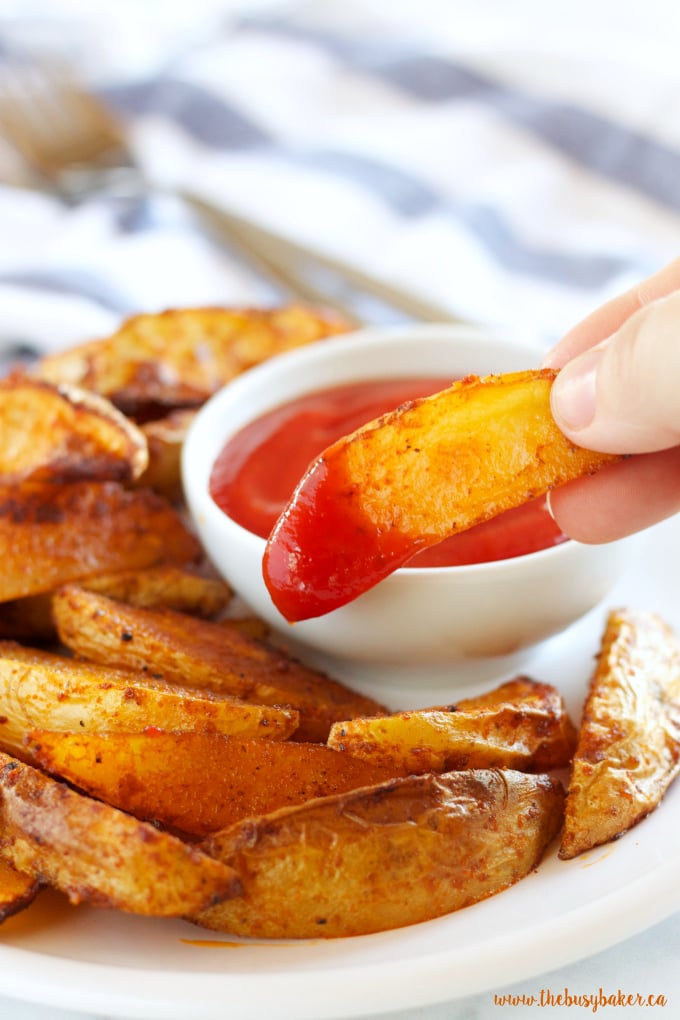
[264, 369, 620, 620]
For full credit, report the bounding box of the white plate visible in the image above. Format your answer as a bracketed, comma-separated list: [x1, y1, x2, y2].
[0, 517, 679, 1020]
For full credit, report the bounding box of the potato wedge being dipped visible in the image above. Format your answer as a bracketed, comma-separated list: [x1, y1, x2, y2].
[560, 609, 680, 859]
[263, 369, 620, 621]
[194, 769, 565, 938]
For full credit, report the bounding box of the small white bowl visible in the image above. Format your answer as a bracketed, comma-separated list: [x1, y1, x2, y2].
[182, 323, 639, 669]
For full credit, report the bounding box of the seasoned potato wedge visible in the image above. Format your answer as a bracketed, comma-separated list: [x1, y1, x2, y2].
[0, 482, 200, 601]
[0, 858, 42, 923]
[195, 769, 564, 938]
[0, 641, 298, 757]
[35, 305, 349, 417]
[560, 609, 680, 859]
[79, 564, 232, 617]
[28, 730, 401, 837]
[327, 677, 577, 773]
[0, 375, 148, 484]
[52, 587, 386, 742]
[0, 752, 241, 915]
[137, 407, 196, 501]
[0, 566, 231, 644]
[263, 369, 620, 620]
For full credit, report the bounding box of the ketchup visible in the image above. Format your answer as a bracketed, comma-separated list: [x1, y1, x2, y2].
[209, 376, 566, 573]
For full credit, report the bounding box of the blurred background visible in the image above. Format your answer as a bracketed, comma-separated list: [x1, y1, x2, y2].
[0, 0, 678, 356]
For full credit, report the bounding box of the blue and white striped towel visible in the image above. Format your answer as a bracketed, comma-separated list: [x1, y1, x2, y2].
[0, 0, 678, 363]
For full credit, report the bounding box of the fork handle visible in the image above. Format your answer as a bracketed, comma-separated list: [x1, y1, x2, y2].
[180, 191, 464, 325]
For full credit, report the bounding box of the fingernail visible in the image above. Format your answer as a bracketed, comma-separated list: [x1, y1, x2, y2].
[551, 347, 603, 432]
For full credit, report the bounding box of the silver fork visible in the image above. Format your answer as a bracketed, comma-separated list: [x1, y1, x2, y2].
[0, 58, 461, 326]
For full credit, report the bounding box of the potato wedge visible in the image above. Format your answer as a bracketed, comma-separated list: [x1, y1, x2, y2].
[79, 564, 232, 617]
[327, 677, 577, 773]
[34, 305, 350, 417]
[0, 752, 241, 915]
[0, 375, 148, 484]
[0, 641, 298, 757]
[195, 769, 564, 938]
[559, 609, 680, 859]
[0, 566, 231, 644]
[52, 587, 386, 742]
[263, 369, 620, 620]
[0, 481, 201, 601]
[28, 730, 402, 837]
[0, 858, 42, 923]
[137, 407, 196, 501]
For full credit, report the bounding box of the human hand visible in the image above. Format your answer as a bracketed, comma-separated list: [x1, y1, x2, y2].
[543, 257, 680, 543]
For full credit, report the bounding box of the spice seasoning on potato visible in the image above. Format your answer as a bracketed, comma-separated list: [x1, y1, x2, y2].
[559, 608, 680, 859]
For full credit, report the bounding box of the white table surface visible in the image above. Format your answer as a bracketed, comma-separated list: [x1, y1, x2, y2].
[2, 909, 678, 1019]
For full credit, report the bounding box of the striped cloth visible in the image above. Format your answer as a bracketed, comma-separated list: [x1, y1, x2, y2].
[0, 0, 678, 364]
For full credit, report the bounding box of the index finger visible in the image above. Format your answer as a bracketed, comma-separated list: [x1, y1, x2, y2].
[543, 256, 680, 368]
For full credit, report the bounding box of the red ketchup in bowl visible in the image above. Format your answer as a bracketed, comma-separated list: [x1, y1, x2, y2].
[209, 377, 567, 568]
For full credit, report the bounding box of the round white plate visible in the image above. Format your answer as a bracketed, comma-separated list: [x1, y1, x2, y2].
[0, 517, 678, 1020]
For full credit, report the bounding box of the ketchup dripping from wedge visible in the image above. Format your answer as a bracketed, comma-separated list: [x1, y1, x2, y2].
[209, 378, 567, 621]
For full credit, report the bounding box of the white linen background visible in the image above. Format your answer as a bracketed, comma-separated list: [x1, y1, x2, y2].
[0, 1, 679, 1018]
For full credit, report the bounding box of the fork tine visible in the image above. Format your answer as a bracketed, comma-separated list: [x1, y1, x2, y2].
[0, 59, 126, 181]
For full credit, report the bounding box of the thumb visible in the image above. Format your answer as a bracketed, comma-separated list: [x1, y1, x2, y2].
[550, 289, 680, 454]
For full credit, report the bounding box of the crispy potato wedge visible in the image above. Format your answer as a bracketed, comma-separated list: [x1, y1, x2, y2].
[0, 641, 298, 757]
[34, 305, 350, 417]
[28, 730, 402, 837]
[559, 609, 680, 859]
[52, 587, 386, 742]
[0, 566, 231, 644]
[327, 677, 577, 773]
[0, 752, 241, 915]
[0, 481, 200, 602]
[263, 369, 621, 620]
[195, 769, 564, 938]
[137, 407, 196, 501]
[79, 564, 232, 617]
[0, 375, 148, 484]
[0, 858, 42, 923]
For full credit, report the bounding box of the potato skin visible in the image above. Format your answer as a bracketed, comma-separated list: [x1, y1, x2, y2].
[0, 752, 241, 916]
[0, 375, 148, 485]
[328, 677, 577, 774]
[53, 586, 386, 743]
[196, 769, 564, 938]
[0, 857, 41, 922]
[0, 641, 298, 757]
[560, 609, 680, 859]
[35, 305, 350, 416]
[29, 730, 401, 837]
[0, 482, 200, 601]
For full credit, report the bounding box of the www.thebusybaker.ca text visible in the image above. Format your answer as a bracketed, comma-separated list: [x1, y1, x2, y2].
[493, 987, 667, 1011]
